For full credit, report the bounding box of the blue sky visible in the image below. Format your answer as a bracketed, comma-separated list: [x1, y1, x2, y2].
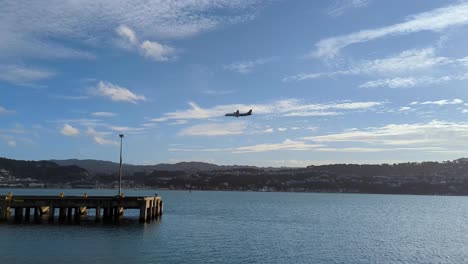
[3, 0, 468, 166]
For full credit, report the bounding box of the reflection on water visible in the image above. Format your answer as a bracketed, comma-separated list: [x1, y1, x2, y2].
[1, 213, 163, 227]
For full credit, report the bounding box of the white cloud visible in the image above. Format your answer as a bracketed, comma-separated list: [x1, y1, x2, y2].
[86, 127, 118, 145]
[315, 146, 443, 152]
[0, 65, 55, 86]
[202, 89, 236, 95]
[89, 81, 146, 103]
[152, 99, 383, 121]
[179, 122, 247, 136]
[419, 99, 463, 106]
[91, 112, 116, 117]
[399, 106, 412, 111]
[233, 139, 323, 153]
[0, 106, 14, 115]
[224, 57, 276, 74]
[60, 124, 80, 136]
[313, 3, 468, 58]
[115, 24, 177, 61]
[7, 140, 16, 147]
[286, 48, 452, 82]
[359, 48, 449, 74]
[359, 74, 468, 88]
[359, 77, 420, 88]
[110, 126, 146, 133]
[0, 1, 260, 59]
[140, 40, 176, 61]
[327, 0, 370, 17]
[116, 25, 138, 47]
[93, 136, 118, 146]
[284, 111, 341, 117]
[52, 95, 89, 100]
[278, 127, 288, 132]
[169, 139, 324, 153]
[304, 120, 468, 147]
[86, 127, 111, 137]
[170, 120, 188, 125]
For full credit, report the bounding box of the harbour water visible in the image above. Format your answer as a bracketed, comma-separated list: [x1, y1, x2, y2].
[1, 189, 468, 263]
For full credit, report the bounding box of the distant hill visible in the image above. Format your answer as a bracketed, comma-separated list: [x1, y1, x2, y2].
[51, 159, 258, 175]
[0, 157, 88, 183]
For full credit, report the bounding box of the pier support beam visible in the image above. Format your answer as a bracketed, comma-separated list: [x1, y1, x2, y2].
[74, 207, 80, 223]
[148, 201, 154, 220]
[154, 200, 159, 218]
[14, 207, 23, 222]
[67, 207, 73, 222]
[34, 207, 40, 222]
[158, 200, 163, 216]
[95, 206, 101, 222]
[25, 207, 31, 221]
[59, 208, 66, 221]
[139, 204, 148, 223]
[1, 205, 9, 221]
[48, 207, 55, 222]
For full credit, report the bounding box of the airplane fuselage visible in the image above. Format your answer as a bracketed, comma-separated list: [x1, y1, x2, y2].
[225, 109, 252, 117]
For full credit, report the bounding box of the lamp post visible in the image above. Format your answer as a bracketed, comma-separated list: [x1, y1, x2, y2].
[118, 134, 124, 196]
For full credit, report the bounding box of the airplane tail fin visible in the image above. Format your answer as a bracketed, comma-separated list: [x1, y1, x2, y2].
[248, 109, 252, 114]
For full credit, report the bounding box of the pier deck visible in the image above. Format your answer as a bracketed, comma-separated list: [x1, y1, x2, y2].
[0, 193, 163, 223]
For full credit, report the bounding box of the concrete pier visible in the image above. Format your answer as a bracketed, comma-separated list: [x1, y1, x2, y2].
[0, 193, 163, 224]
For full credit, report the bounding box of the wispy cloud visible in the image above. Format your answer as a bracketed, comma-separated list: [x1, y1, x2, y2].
[51, 95, 89, 100]
[0, 1, 260, 60]
[140, 40, 176, 62]
[285, 48, 452, 82]
[109, 126, 147, 133]
[0, 65, 55, 86]
[89, 81, 146, 103]
[399, 106, 412, 112]
[327, 0, 371, 17]
[233, 139, 323, 153]
[152, 99, 383, 122]
[115, 25, 139, 48]
[116, 25, 177, 61]
[169, 139, 324, 153]
[60, 124, 80, 136]
[418, 99, 463, 106]
[91, 112, 116, 117]
[179, 122, 247, 136]
[93, 136, 118, 146]
[86, 127, 118, 146]
[359, 74, 468, 88]
[303, 120, 468, 147]
[224, 57, 276, 74]
[202, 89, 236, 95]
[0, 106, 15, 115]
[313, 3, 468, 58]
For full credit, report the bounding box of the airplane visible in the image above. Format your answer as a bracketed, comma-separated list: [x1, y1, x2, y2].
[225, 109, 252, 117]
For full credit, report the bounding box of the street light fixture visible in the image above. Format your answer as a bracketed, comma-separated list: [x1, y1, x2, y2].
[118, 134, 124, 196]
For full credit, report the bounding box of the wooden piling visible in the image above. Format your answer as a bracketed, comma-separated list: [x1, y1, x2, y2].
[25, 207, 31, 221]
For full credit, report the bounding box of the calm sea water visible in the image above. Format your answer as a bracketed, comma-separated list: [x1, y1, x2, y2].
[1, 189, 468, 263]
